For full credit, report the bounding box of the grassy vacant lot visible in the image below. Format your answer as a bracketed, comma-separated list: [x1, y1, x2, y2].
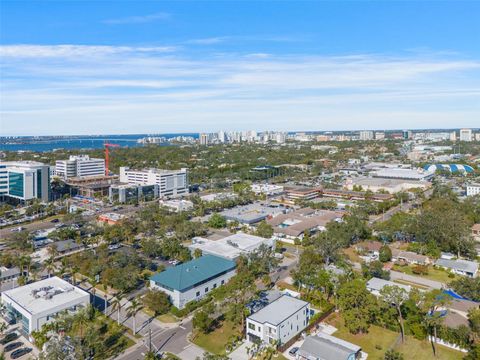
[193, 320, 242, 355]
[392, 264, 455, 284]
[343, 247, 362, 263]
[326, 313, 462, 360]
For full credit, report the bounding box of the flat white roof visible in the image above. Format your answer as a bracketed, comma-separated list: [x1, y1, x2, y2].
[190, 233, 273, 260]
[2, 277, 89, 315]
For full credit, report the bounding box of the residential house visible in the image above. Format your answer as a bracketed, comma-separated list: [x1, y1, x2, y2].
[246, 295, 310, 346]
[435, 259, 478, 278]
[354, 241, 382, 256]
[391, 249, 430, 265]
[0, 266, 23, 284]
[366, 277, 411, 297]
[297, 333, 362, 360]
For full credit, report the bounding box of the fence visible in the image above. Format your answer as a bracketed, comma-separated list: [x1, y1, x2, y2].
[277, 307, 335, 353]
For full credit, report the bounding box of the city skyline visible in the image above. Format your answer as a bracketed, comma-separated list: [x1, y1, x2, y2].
[1, 1, 480, 135]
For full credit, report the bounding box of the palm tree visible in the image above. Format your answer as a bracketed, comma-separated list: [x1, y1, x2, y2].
[75, 308, 90, 339]
[71, 265, 79, 285]
[110, 295, 123, 325]
[127, 299, 143, 335]
[44, 258, 55, 278]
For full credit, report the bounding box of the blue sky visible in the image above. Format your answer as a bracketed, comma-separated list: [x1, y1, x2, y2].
[1, 1, 479, 135]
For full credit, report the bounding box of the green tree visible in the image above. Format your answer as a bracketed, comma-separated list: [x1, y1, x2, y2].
[380, 285, 408, 343]
[142, 290, 171, 316]
[419, 290, 451, 357]
[379, 245, 392, 263]
[337, 279, 376, 334]
[193, 309, 214, 334]
[384, 349, 404, 360]
[127, 299, 143, 335]
[255, 221, 274, 238]
[468, 308, 480, 342]
[208, 213, 227, 228]
[193, 248, 203, 259]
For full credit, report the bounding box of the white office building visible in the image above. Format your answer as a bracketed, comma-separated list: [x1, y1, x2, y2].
[150, 255, 236, 309]
[1, 277, 90, 336]
[119, 167, 188, 198]
[460, 128, 473, 142]
[190, 233, 275, 261]
[359, 130, 374, 141]
[0, 161, 50, 202]
[467, 183, 480, 197]
[55, 155, 105, 179]
[246, 295, 310, 346]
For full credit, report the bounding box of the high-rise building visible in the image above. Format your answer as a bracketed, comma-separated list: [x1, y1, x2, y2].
[217, 130, 226, 143]
[359, 130, 374, 141]
[450, 131, 457, 142]
[0, 161, 50, 202]
[119, 167, 188, 198]
[402, 130, 413, 140]
[460, 128, 473, 142]
[275, 132, 286, 144]
[374, 132, 385, 140]
[199, 133, 209, 145]
[55, 155, 105, 179]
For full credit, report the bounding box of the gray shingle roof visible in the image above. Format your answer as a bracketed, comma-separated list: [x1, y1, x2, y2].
[435, 259, 478, 274]
[298, 334, 361, 360]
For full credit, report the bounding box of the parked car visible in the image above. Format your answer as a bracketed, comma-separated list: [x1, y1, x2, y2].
[108, 243, 121, 251]
[10, 227, 24, 232]
[50, 218, 60, 223]
[4, 341, 23, 352]
[11, 348, 32, 359]
[289, 347, 299, 356]
[0, 332, 19, 345]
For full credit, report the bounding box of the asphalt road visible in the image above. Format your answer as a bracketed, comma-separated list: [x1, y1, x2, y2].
[115, 318, 201, 360]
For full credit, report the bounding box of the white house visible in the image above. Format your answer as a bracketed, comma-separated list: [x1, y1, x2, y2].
[1, 277, 90, 337]
[246, 295, 310, 346]
[435, 259, 478, 278]
[366, 277, 411, 297]
[149, 255, 236, 309]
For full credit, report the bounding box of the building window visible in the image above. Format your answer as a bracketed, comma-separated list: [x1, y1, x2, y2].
[205, 287, 209, 293]
[221, 280, 225, 285]
[196, 291, 200, 297]
[248, 323, 256, 330]
[213, 283, 217, 289]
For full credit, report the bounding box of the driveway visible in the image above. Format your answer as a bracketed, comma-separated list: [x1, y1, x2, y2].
[390, 270, 444, 290]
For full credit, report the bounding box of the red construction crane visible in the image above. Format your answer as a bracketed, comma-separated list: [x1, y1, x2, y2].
[104, 143, 120, 176]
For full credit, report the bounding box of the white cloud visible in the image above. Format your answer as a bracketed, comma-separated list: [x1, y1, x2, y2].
[186, 37, 229, 45]
[1, 44, 479, 135]
[0, 44, 177, 58]
[102, 12, 170, 25]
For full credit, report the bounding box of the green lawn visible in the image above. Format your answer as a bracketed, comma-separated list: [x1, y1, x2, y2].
[157, 313, 178, 323]
[325, 313, 463, 360]
[392, 264, 454, 284]
[193, 320, 242, 355]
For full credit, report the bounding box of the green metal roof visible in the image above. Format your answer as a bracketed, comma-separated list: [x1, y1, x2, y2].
[150, 255, 236, 292]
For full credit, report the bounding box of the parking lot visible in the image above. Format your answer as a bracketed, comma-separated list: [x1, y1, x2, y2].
[0, 321, 38, 360]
